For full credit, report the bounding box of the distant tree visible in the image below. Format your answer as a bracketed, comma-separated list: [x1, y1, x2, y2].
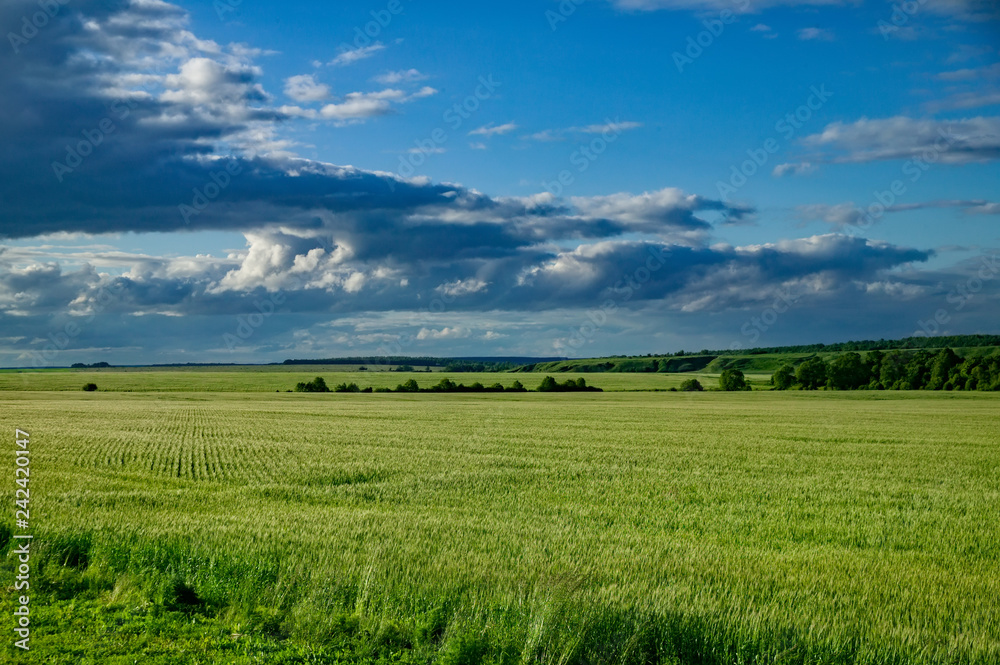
[879, 351, 907, 389]
[827, 352, 869, 390]
[795, 357, 828, 390]
[902, 351, 933, 390]
[927, 348, 960, 390]
[396, 364, 414, 372]
[771, 364, 796, 390]
[679, 378, 704, 392]
[719, 369, 748, 391]
[537, 376, 558, 392]
[507, 380, 526, 392]
[358, 366, 368, 371]
[394, 379, 420, 393]
[82, 383, 98, 392]
[432, 378, 457, 392]
[295, 377, 330, 393]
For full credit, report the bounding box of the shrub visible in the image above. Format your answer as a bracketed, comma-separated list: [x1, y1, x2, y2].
[507, 381, 526, 393]
[432, 378, 457, 392]
[537, 376, 558, 392]
[295, 377, 330, 393]
[82, 383, 98, 392]
[796, 358, 828, 390]
[537, 376, 601, 392]
[827, 352, 869, 390]
[771, 364, 796, 390]
[680, 379, 704, 392]
[334, 382, 361, 393]
[719, 369, 748, 391]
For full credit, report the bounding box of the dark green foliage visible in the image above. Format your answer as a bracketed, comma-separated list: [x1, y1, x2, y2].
[770, 347, 1000, 392]
[827, 352, 869, 390]
[396, 379, 421, 393]
[796, 357, 829, 390]
[294, 377, 330, 393]
[771, 365, 796, 390]
[311, 378, 543, 394]
[927, 348, 961, 390]
[537, 376, 558, 392]
[443, 361, 518, 372]
[432, 378, 458, 392]
[718, 369, 748, 391]
[679, 378, 703, 392]
[82, 383, 98, 392]
[536, 376, 602, 392]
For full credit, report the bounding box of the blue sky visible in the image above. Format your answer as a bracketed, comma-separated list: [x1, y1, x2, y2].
[0, 0, 998, 366]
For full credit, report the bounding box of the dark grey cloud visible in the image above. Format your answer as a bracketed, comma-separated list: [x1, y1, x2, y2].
[800, 116, 1000, 165]
[798, 199, 1000, 228]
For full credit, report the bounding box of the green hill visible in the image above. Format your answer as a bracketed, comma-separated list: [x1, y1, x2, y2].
[519, 335, 1000, 375]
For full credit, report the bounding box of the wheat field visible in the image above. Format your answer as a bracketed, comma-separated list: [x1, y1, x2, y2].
[1, 389, 998, 663]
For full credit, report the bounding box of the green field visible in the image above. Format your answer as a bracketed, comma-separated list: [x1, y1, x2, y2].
[2, 388, 999, 664]
[0, 368, 772, 393]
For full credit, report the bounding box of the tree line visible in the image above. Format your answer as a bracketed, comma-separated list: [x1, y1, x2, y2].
[771, 348, 1000, 391]
[293, 376, 601, 394]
